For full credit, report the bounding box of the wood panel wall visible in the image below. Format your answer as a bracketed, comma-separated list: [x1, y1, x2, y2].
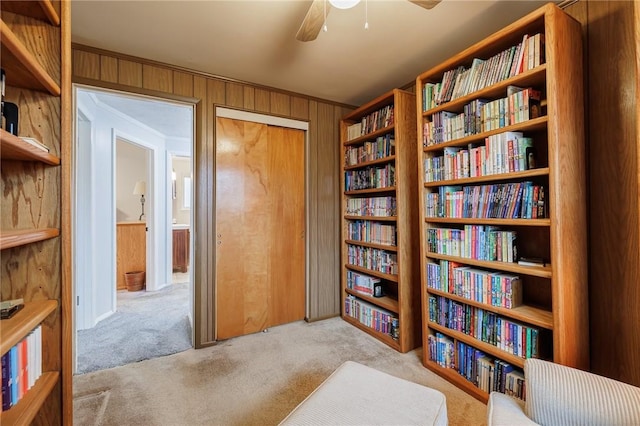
[565, 0, 640, 386]
[71, 44, 352, 347]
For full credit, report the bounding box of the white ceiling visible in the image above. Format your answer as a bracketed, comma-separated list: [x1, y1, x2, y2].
[71, 0, 557, 107]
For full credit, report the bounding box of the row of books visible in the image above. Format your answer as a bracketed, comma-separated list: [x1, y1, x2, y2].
[344, 164, 395, 191]
[345, 196, 397, 217]
[422, 86, 541, 146]
[1, 325, 42, 411]
[422, 33, 544, 109]
[346, 105, 395, 141]
[429, 335, 526, 400]
[346, 270, 381, 297]
[346, 245, 398, 275]
[344, 295, 399, 340]
[426, 225, 518, 263]
[424, 135, 535, 184]
[426, 259, 523, 309]
[428, 295, 541, 358]
[345, 134, 395, 167]
[347, 220, 397, 246]
[424, 182, 546, 219]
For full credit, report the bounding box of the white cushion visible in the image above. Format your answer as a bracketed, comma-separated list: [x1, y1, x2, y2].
[279, 361, 448, 425]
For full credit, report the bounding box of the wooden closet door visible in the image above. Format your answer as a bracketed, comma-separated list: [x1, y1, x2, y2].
[215, 117, 305, 340]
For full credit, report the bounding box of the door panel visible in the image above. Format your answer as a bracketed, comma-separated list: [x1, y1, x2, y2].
[268, 125, 305, 326]
[215, 118, 270, 339]
[215, 118, 305, 340]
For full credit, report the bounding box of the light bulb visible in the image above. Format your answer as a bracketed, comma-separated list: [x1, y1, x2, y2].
[329, 0, 361, 9]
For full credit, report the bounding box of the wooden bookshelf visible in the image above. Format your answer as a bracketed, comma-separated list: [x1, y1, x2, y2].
[0, 1, 70, 422]
[416, 3, 587, 402]
[340, 89, 421, 353]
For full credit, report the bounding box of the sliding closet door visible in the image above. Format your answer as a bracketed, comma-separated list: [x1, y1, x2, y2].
[215, 117, 305, 340]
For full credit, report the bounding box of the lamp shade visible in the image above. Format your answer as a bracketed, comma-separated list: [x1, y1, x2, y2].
[133, 180, 146, 196]
[329, 0, 361, 9]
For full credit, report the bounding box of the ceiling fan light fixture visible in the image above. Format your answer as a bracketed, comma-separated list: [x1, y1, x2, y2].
[329, 0, 361, 9]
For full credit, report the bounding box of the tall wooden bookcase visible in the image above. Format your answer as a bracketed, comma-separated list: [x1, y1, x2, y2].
[0, 1, 71, 423]
[339, 89, 421, 353]
[415, 3, 587, 402]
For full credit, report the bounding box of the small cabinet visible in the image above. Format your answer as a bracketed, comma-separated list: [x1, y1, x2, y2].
[116, 222, 146, 290]
[172, 228, 190, 272]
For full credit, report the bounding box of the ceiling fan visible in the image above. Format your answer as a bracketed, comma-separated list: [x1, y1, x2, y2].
[296, 0, 442, 42]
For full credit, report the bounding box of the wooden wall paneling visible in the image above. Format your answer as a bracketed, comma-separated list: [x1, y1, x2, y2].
[142, 64, 173, 93]
[243, 86, 255, 111]
[291, 96, 309, 120]
[270, 92, 290, 116]
[586, 0, 640, 386]
[72, 49, 100, 80]
[208, 78, 226, 105]
[100, 55, 118, 83]
[225, 82, 244, 108]
[118, 59, 142, 88]
[316, 102, 339, 318]
[173, 71, 194, 98]
[255, 88, 270, 113]
[307, 100, 319, 319]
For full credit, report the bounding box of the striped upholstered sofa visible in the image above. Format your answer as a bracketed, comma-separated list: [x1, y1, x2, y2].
[487, 358, 640, 426]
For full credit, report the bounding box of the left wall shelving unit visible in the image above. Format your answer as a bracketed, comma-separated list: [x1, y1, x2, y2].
[1, 1, 71, 424]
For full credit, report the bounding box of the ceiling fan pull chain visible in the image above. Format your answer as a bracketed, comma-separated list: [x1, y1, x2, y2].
[364, 0, 369, 29]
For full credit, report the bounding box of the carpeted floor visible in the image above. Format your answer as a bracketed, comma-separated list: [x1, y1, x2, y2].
[75, 281, 192, 374]
[74, 316, 487, 426]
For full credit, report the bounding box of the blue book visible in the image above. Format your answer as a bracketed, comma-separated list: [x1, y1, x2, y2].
[10, 346, 18, 406]
[1, 351, 12, 411]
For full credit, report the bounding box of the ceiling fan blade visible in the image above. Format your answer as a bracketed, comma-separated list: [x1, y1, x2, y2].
[408, 0, 442, 10]
[296, 0, 331, 42]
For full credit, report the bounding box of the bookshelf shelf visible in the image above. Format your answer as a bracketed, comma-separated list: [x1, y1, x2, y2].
[422, 116, 548, 152]
[421, 66, 546, 117]
[341, 89, 421, 353]
[345, 239, 397, 252]
[344, 155, 396, 171]
[344, 264, 398, 283]
[345, 288, 399, 314]
[426, 252, 552, 278]
[425, 217, 551, 227]
[344, 215, 397, 222]
[344, 125, 395, 146]
[423, 167, 549, 187]
[0, 371, 60, 425]
[344, 187, 396, 196]
[417, 3, 587, 402]
[0, 228, 60, 250]
[428, 322, 526, 369]
[343, 316, 401, 351]
[0, 1, 70, 422]
[0, 300, 57, 356]
[0, 129, 60, 165]
[427, 288, 553, 329]
[0, 20, 60, 96]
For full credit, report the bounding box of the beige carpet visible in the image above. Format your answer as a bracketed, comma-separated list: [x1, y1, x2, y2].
[74, 317, 487, 426]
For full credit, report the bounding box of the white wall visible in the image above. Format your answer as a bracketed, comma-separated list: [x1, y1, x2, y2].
[116, 139, 148, 222]
[76, 89, 174, 329]
[172, 156, 191, 225]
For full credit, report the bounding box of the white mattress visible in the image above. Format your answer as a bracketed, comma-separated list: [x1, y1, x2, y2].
[279, 361, 448, 425]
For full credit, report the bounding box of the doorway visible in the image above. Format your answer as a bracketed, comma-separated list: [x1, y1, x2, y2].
[73, 85, 195, 373]
[215, 109, 307, 340]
